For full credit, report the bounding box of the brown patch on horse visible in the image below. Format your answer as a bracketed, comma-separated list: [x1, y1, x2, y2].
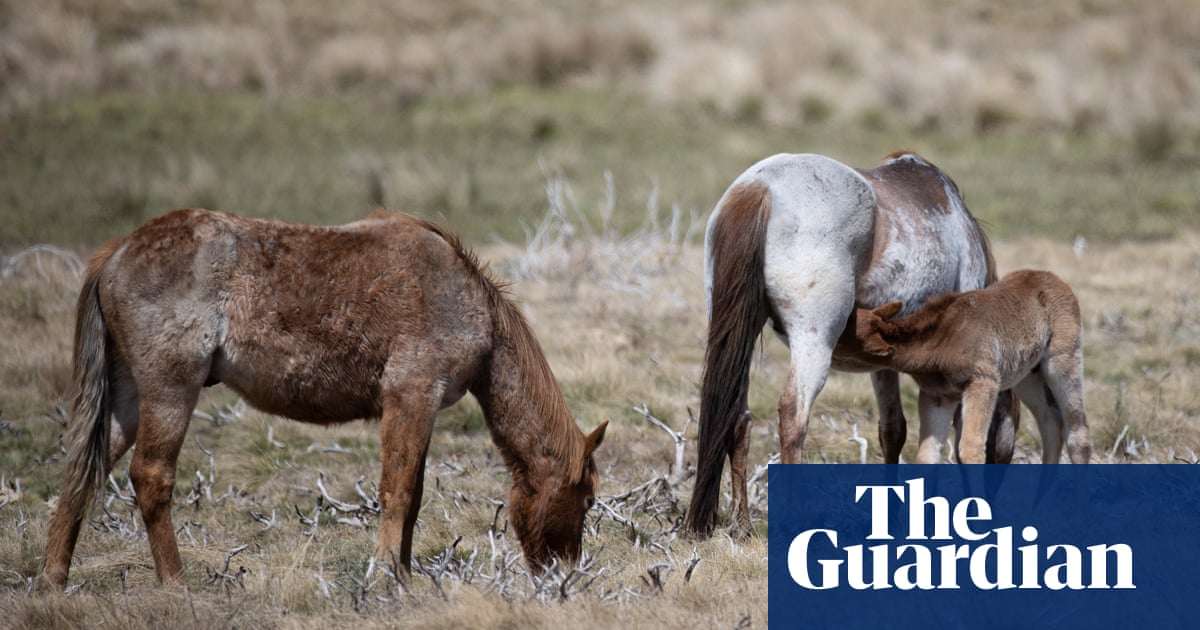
[857, 151, 952, 216]
[684, 182, 771, 537]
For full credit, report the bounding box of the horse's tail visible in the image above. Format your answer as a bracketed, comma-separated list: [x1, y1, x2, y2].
[684, 182, 771, 537]
[40, 241, 118, 590]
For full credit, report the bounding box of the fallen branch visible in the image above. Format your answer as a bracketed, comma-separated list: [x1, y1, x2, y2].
[631, 403, 691, 485]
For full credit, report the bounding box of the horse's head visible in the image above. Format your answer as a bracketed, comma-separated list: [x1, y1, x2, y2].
[509, 420, 607, 570]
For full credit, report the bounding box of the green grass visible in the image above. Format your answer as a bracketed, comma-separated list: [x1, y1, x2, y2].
[4, 89, 1198, 251]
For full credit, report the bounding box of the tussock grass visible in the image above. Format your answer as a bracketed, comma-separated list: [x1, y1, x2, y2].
[2, 0, 1198, 139]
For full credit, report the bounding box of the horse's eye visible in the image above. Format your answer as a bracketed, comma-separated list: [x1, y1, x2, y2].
[586, 497, 595, 509]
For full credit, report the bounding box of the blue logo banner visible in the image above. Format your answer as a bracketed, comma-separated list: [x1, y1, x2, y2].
[768, 465, 1200, 629]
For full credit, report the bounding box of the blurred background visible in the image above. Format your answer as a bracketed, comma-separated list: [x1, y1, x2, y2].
[2, 0, 1198, 249]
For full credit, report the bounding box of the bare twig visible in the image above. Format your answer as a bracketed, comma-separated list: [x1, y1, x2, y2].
[683, 548, 701, 583]
[631, 403, 689, 485]
[1, 245, 84, 280]
[848, 422, 868, 464]
[1108, 424, 1130, 461]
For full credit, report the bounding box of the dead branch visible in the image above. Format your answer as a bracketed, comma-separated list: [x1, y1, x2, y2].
[631, 402, 690, 485]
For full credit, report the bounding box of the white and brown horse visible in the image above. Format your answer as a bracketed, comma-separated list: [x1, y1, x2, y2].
[38, 209, 607, 591]
[684, 151, 1016, 536]
[847, 270, 1091, 465]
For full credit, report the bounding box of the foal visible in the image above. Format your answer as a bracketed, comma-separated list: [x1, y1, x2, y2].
[844, 270, 1091, 464]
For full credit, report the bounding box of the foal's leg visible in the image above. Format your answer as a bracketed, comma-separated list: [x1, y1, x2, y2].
[1014, 374, 1064, 464]
[129, 388, 201, 586]
[1043, 348, 1091, 464]
[375, 383, 442, 582]
[958, 380, 1000, 464]
[916, 391, 957, 463]
[872, 371, 907, 464]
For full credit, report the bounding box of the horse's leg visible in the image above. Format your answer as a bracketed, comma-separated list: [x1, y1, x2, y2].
[768, 261, 855, 464]
[108, 362, 140, 465]
[1013, 373, 1063, 464]
[958, 380, 1000, 464]
[129, 388, 199, 586]
[872, 371, 907, 464]
[986, 390, 1019, 464]
[1042, 349, 1091, 464]
[374, 385, 441, 582]
[37, 367, 140, 593]
[916, 391, 956, 463]
[777, 343, 837, 464]
[728, 411, 752, 537]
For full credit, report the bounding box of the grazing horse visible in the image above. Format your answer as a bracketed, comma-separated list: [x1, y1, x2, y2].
[38, 209, 607, 592]
[684, 151, 1016, 536]
[846, 270, 1091, 465]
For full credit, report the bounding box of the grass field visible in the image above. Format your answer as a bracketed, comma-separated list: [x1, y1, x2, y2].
[1, 216, 1198, 629]
[2, 0, 1200, 628]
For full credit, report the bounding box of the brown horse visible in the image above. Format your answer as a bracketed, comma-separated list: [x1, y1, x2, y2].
[845, 270, 1091, 464]
[38, 209, 607, 592]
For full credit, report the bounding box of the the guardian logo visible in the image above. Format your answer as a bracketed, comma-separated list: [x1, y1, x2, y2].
[787, 479, 1135, 591]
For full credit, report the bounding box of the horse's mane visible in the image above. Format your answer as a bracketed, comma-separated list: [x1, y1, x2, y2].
[403, 213, 584, 479]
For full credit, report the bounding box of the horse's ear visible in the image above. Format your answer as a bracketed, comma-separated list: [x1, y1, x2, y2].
[875, 301, 904, 320]
[584, 420, 608, 456]
[863, 332, 895, 358]
[573, 421, 608, 484]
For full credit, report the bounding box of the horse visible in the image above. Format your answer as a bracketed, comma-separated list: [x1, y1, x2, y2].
[845, 270, 1091, 464]
[37, 209, 607, 592]
[684, 151, 1017, 537]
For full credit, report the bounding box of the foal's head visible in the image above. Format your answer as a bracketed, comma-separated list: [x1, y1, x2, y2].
[842, 301, 904, 361]
[510, 420, 607, 569]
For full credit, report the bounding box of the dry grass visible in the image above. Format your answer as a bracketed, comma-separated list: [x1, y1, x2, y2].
[1, 185, 1198, 626]
[3, 0, 1199, 142]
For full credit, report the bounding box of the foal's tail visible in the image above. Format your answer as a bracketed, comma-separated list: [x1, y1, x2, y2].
[684, 183, 771, 537]
[40, 242, 118, 590]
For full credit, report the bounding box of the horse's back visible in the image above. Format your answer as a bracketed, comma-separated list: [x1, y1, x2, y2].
[853, 152, 993, 314]
[96, 209, 493, 422]
[993, 270, 1082, 348]
[916, 270, 1075, 376]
